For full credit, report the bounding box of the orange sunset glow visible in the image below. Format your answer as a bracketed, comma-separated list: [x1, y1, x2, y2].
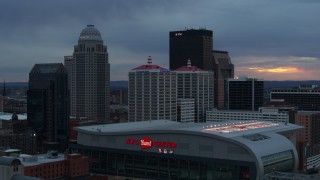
[248, 66, 300, 73]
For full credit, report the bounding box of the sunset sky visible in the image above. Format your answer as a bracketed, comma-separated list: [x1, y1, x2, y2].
[0, 0, 319, 81]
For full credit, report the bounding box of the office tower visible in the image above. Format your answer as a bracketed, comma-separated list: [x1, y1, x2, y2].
[63, 56, 74, 91]
[128, 56, 177, 121]
[1, 80, 8, 110]
[175, 59, 214, 122]
[0, 95, 3, 112]
[169, 29, 234, 110]
[169, 29, 213, 71]
[65, 25, 110, 123]
[227, 78, 264, 111]
[212, 50, 234, 109]
[271, 85, 320, 111]
[27, 63, 69, 147]
[292, 111, 320, 145]
[2, 80, 6, 97]
[290, 111, 320, 171]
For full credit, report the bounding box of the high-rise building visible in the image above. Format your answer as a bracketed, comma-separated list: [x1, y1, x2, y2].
[271, 85, 320, 111]
[1, 80, 8, 110]
[212, 50, 234, 109]
[289, 111, 320, 171]
[169, 29, 234, 110]
[0, 95, 3, 112]
[27, 63, 69, 148]
[175, 59, 214, 122]
[65, 25, 110, 123]
[291, 111, 320, 146]
[227, 78, 264, 111]
[128, 56, 177, 121]
[169, 29, 213, 71]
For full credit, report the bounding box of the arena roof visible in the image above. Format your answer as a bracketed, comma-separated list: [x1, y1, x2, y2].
[76, 120, 302, 138]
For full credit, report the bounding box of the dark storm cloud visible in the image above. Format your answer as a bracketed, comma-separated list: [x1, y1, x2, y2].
[0, 0, 320, 81]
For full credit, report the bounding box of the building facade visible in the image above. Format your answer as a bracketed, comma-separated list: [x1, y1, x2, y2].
[212, 50, 234, 109]
[289, 111, 320, 171]
[0, 95, 3, 112]
[128, 57, 177, 121]
[206, 109, 288, 123]
[65, 25, 110, 123]
[227, 78, 264, 111]
[291, 111, 320, 146]
[177, 98, 195, 123]
[27, 63, 69, 148]
[23, 152, 89, 179]
[71, 120, 301, 180]
[270, 85, 320, 111]
[175, 60, 214, 122]
[0, 157, 25, 180]
[169, 29, 213, 71]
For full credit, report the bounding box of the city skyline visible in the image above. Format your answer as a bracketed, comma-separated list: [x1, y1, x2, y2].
[1, 0, 320, 81]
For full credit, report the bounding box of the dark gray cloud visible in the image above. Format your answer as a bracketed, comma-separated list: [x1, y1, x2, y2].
[0, 0, 320, 81]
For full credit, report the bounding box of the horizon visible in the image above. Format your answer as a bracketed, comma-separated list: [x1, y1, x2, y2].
[1, 1, 320, 81]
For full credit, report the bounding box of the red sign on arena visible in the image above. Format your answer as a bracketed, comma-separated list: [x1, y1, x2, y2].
[126, 137, 177, 150]
[140, 137, 152, 150]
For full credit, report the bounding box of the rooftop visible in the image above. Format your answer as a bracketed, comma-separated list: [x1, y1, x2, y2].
[0, 112, 27, 121]
[17, 153, 65, 167]
[76, 120, 302, 138]
[132, 56, 168, 71]
[79, 25, 102, 41]
[174, 59, 204, 72]
[30, 63, 66, 74]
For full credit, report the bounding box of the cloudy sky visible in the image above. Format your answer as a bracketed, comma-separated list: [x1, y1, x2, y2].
[0, 0, 320, 81]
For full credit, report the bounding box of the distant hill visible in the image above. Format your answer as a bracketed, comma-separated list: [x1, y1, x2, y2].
[110, 81, 128, 89]
[1, 80, 319, 89]
[0, 82, 28, 87]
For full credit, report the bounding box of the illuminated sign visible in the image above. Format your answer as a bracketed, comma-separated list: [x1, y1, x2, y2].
[126, 138, 177, 150]
[175, 33, 183, 36]
[140, 137, 152, 150]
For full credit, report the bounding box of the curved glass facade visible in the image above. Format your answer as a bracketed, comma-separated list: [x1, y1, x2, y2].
[70, 144, 256, 180]
[261, 150, 294, 174]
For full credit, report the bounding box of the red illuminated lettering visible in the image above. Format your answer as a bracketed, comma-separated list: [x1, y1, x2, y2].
[140, 137, 152, 150]
[126, 137, 177, 150]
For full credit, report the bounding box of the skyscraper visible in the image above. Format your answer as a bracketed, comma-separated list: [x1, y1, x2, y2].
[213, 50, 234, 109]
[27, 63, 69, 147]
[128, 56, 177, 121]
[227, 78, 264, 111]
[169, 29, 213, 71]
[175, 59, 214, 122]
[65, 25, 110, 123]
[169, 29, 234, 110]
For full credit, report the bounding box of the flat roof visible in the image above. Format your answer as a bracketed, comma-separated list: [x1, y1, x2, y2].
[17, 154, 65, 167]
[76, 120, 302, 138]
[0, 112, 27, 121]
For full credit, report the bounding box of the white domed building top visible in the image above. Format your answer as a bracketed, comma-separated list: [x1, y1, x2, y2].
[78, 25, 103, 41]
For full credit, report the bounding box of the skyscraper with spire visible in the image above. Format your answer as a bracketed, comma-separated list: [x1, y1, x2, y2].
[65, 25, 110, 123]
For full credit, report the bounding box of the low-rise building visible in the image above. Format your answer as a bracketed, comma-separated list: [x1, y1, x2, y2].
[206, 109, 288, 123]
[1, 151, 89, 179]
